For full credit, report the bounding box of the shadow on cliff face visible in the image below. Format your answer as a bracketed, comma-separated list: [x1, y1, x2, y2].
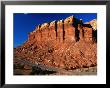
[93, 30, 97, 42]
[30, 66, 56, 75]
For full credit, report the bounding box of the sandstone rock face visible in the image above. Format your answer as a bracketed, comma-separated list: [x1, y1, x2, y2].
[14, 16, 97, 70]
[64, 16, 76, 42]
[85, 19, 97, 31]
[83, 27, 93, 42]
[49, 21, 57, 40]
[57, 20, 63, 43]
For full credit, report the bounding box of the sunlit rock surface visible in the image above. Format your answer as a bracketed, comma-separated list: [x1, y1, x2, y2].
[14, 16, 97, 70]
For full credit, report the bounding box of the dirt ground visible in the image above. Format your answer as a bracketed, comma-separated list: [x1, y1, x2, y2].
[14, 58, 97, 75]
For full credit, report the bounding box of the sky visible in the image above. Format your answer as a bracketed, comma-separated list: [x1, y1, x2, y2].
[14, 13, 97, 48]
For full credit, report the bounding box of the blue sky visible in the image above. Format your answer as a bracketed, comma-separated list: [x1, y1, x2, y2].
[14, 13, 97, 48]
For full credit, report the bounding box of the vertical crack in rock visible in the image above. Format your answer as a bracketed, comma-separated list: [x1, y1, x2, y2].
[55, 21, 57, 38]
[62, 20, 65, 41]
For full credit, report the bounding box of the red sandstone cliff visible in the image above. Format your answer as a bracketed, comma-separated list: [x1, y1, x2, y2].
[14, 16, 97, 70]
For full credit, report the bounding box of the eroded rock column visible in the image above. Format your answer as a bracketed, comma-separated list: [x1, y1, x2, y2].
[64, 16, 76, 42]
[49, 21, 57, 40]
[57, 20, 63, 43]
[83, 27, 93, 42]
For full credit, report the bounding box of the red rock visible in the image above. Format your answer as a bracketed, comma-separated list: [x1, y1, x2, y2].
[57, 20, 63, 43]
[14, 15, 97, 70]
[64, 16, 76, 42]
[24, 65, 32, 70]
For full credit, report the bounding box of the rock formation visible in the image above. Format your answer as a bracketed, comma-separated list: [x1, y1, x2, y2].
[14, 16, 97, 70]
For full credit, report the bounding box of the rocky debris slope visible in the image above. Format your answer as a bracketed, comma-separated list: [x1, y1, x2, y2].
[14, 16, 97, 70]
